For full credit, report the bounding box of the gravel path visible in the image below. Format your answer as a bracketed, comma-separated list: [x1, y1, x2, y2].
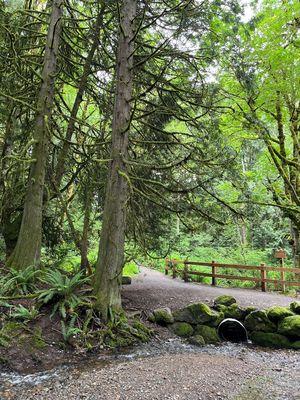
[122, 266, 297, 312]
[1, 267, 299, 400]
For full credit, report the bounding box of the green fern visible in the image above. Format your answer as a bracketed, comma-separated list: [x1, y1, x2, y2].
[10, 304, 39, 322]
[61, 315, 82, 343]
[0, 265, 40, 296]
[38, 270, 90, 318]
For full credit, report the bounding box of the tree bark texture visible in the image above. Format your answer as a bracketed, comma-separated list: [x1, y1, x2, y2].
[7, 0, 63, 269]
[94, 0, 137, 321]
[80, 188, 92, 274]
[291, 225, 300, 268]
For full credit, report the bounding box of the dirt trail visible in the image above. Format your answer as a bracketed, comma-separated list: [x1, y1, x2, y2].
[122, 266, 297, 312]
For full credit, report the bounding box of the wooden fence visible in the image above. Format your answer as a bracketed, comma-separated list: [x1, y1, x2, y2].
[165, 259, 300, 292]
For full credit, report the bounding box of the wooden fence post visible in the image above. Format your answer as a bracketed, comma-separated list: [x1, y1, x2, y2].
[165, 258, 169, 275]
[211, 260, 216, 286]
[280, 258, 286, 292]
[260, 263, 267, 292]
[183, 261, 188, 282]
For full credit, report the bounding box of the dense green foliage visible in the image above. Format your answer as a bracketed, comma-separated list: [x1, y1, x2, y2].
[0, 0, 299, 325]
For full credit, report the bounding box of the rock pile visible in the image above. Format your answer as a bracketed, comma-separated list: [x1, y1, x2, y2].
[149, 296, 300, 349]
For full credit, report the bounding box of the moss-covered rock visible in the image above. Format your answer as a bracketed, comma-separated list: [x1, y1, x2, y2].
[244, 310, 276, 333]
[278, 315, 300, 338]
[290, 301, 300, 315]
[188, 335, 205, 346]
[267, 306, 294, 323]
[251, 332, 292, 349]
[170, 322, 194, 337]
[214, 295, 237, 308]
[244, 306, 258, 316]
[173, 303, 222, 326]
[194, 325, 220, 344]
[218, 304, 246, 321]
[291, 340, 300, 350]
[153, 307, 174, 325]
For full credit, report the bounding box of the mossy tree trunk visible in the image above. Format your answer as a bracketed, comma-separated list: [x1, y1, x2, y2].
[93, 0, 137, 321]
[0, 104, 16, 258]
[291, 225, 300, 268]
[54, 3, 105, 188]
[80, 186, 92, 274]
[7, 0, 63, 269]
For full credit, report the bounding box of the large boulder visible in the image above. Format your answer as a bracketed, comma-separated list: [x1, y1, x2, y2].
[173, 303, 222, 327]
[278, 316, 300, 338]
[244, 310, 276, 333]
[152, 308, 174, 325]
[290, 301, 300, 315]
[188, 335, 205, 347]
[194, 325, 220, 344]
[267, 306, 294, 323]
[214, 295, 237, 308]
[170, 322, 194, 337]
[251, 332, 292, 349]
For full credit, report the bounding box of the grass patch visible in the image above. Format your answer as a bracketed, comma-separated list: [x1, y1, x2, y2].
[123, 262, 139, 277]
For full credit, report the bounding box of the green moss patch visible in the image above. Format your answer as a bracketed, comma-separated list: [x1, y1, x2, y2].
[278, 316, 300, 337]
[153, 308, 174, 325]
[251, 332, 292, 349]
[267, 306, 294, 322]
[214, 295, 237, 307]
[173, 303, 222, 326]
[244, 310, 276, 333]
[170, 322, 194, 337]
[194, 325, 220, 344]
[218, 304, 246, 321]
[188, 335, 205, 346]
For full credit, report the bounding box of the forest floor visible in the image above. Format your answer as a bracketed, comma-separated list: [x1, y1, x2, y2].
[1, 267, 299, 400]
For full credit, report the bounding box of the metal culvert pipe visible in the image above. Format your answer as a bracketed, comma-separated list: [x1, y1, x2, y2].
[218, 318, 248, 343]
